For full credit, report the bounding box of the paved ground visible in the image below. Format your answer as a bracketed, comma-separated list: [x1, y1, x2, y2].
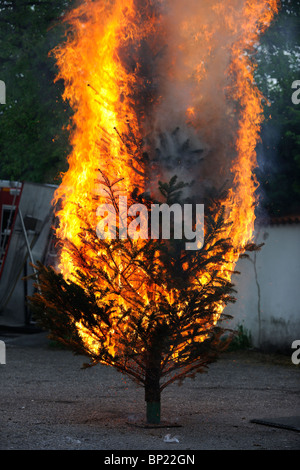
[0, 332, 299, 450]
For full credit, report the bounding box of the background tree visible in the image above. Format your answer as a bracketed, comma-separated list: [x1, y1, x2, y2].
[29, 175, 243, 425]
[0, 0, 74, 183]
[254, 0, 300, 217]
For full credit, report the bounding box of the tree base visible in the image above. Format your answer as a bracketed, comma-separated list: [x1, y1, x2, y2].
[127, 419, 182, 429]
[147, 401, 161, 425]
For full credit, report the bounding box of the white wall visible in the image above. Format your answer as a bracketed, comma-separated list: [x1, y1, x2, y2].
[226, 223, 300, 351]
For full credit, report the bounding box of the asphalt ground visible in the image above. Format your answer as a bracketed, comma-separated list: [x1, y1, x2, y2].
[0, 332, 299, 451]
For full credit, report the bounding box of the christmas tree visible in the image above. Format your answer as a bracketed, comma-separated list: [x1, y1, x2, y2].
[29, 173, 244, 425]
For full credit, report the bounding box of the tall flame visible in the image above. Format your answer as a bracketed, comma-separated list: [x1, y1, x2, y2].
[52, 0, 279, 354]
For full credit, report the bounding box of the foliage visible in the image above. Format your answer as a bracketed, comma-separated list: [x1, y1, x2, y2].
[254, 0, 300, 217]
[29, 176, 239, 423]
[0, 0, 74, 183]
[228, 324, 252, 351]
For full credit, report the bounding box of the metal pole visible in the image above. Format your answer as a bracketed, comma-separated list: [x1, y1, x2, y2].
[18, 209, 40, 292]
[19, 209, 35, 266]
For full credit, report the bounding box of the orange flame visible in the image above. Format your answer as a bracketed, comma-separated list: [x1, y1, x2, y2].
[52, 0, 279, 356]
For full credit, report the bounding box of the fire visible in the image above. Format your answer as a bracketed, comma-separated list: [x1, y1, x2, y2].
[52, 0, 279, 357]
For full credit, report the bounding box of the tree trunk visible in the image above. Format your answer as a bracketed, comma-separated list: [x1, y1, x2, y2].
[145, 366, 161, 424]
[144, 321, 165, 424]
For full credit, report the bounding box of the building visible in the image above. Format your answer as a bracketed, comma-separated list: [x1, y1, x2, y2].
[227, 215, 300, 352]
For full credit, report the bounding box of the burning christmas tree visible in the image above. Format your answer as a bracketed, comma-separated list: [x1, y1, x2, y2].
[31, 173, 243, 424]
[29, 0, 278, 425]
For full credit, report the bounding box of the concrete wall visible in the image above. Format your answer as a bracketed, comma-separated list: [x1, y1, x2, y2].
[226, 223, 300, 352]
